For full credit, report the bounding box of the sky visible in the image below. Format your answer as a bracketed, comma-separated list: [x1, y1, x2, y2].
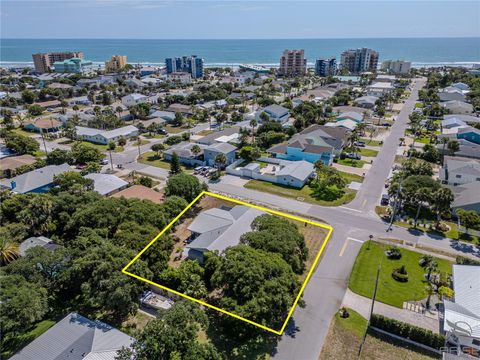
[1, 0, 479, 39]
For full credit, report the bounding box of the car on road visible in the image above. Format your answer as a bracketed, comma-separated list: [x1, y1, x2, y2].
[101, 158, 109, 165]
[382, 123, 392, 127]
[116, 164, 124, 169]
[381, 194, 390, 205]
[346, 153, 361, 160]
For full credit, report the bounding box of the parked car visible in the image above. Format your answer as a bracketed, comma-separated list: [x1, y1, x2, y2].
[381, 194, 390, 206]
[346, 153, 361, 160]
[354, 141, 366, 147]
[382, 123, 392, 127]
[116, 164, 124, 169]
[101, 158, 109, 165]
[193, 166, 203, 174]
[158, 128, 168, 135]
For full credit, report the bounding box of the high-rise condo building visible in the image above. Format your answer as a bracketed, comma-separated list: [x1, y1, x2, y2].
[165, 55, 204, 79]
[105, 55, 127, 72]
[32, 51, 84, 73]
[381, 60, 411, 74]
[340, 48, 379, 74]
[279, 49, 307, 76]
[315, 57, 337, 77]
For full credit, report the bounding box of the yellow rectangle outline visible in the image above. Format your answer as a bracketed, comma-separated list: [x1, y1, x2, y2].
[122, 190, 333, 335]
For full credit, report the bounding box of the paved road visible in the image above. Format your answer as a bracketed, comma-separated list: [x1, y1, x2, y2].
[207, 77, 478, 360]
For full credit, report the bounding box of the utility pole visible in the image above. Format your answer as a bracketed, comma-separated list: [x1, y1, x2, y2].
[358, 254, 384, 359]
[387, 185, 402, 232]
[40, 129, 48, 155]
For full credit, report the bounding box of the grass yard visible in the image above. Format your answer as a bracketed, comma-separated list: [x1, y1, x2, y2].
[338, 170, 364, 184]
[138, 151, 193, 173]
[143, 133, 165, 139]
[1, 319, 56, 359]
[78, 141, 109, 151]
[165, 124, 185, 134]
[415, 137, 432, 145]
[348, 241, 452, 308]
[196, 129, 215, 136]
[360, 138, 383, 147]
[244, 180, 356, 206]
[359, 148, 379, 157]
[319, 308, 436, 360]
[12, 128, 37, 137]
[337, 158, 367, 168]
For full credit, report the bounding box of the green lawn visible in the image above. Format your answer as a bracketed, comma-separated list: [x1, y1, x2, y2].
[348, 241, 452, 308]
[143, 133, 165, 139]
[165, 124, 185, 134]
[12, 128, 37, 137]
[2, 320, 56, 358]
[360, 138, 382, 147]
[138, 151, 193, 173]
[244, 180, 356, 206]
[196, 130, 215, 136]
[338, 170, 364, 184]
[415, 137, 431, 145]
[337, 158, 367, 168]
[359, 148, 379, 157]
[78, 141, 109, 151]
[335, 308, 368, 338]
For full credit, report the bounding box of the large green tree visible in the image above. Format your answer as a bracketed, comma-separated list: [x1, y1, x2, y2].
[165, 173, 207, 203]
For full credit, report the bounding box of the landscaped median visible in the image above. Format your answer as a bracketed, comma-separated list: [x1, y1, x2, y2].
[348, 241, 452, 308]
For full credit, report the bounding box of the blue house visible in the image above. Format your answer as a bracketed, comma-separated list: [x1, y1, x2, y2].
[0, 163, 72, 194]
[457, 127, 480, 145]
[204, 142, 237, 167]
[268, 125, 348, 166]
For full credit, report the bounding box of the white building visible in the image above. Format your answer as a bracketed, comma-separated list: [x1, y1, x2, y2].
[366, 82, 395, 97]
[76, 125, 139, 145]
[381, 60, 411, 74]
[121, 93, 148, 107]
[167, 72, 192, 84]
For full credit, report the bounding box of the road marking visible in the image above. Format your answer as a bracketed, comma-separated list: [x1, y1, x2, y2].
[339, 206, 362, 213]
[362, 199, 367, 207]
[339, 237, 365, 256]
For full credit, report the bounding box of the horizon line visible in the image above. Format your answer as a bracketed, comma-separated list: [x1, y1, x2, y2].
[2, 36, 480, 40]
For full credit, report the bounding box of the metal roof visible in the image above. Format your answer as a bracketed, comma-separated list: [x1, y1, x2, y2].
[84, 174, 128, 196]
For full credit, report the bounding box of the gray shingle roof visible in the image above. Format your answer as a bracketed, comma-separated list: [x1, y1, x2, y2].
[19, 236, 60, 256]
[205, 142, 237, 154]
[10, 312, 134, 360]
[84, 174, 128, 196]
[0, 163, 72, 194]
[276, 160, 315, 181]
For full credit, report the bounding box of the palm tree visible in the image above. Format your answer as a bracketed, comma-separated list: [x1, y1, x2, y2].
[0, 238, 20, 265]
[433, 187, 454, 228]
[215, 153, 227, 170]
[447, 140, 459, 156]
[413, 187, 431, 228]
[426, 260, 438, 283]
[250, 118, 258, 141]
[191, 144, 201, 159]
[107, 141, 116, 171]
[425, 283, 435, 310]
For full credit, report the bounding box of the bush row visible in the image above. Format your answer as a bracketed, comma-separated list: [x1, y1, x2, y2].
[370, 314, 445, 349]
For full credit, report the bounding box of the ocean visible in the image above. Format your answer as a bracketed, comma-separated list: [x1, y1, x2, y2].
[1, 38, 479, 68]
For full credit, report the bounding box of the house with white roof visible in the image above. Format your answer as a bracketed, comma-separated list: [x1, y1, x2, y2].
[443, 265, 480, 356]
[121, 93, 148, 107]
[336, 111, 363, 123]
[366, 82, 394, 97]
[439, 156, 480, 186]
[76, 125, 139, 144]
[439, 87, 467, 102]
[443, 100, 474, 115]
[84, 173, 128, 196]
[354, 95, 378, 109]
[185, 205, 265, 262]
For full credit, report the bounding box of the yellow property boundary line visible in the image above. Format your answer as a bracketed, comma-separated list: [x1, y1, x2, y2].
[122, 191, 333, 335]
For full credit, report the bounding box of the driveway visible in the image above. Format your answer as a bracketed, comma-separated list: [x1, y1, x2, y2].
[123, 162, 168, 179]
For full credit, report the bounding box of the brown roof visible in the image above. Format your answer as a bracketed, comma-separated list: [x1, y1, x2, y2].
[110, 185, 163, 204]
[0, 155, 37, 171]
[267, 143, 288, 154]
[27, 118, 62, 129]
[34, 100, 62, 108]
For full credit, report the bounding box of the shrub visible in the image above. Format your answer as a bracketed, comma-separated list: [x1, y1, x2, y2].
[370, 314, 446, 349]
[456, 256, 480, 266]
[385, 246, 402, 259]
[392, 265, 408, 282]
[165, 135, 183, 146]
[438, 286, 454, 299]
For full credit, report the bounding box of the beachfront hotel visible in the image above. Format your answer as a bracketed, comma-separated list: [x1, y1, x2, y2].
[315, 57, 337, 77]
[340, 48, 379, 73]
[32, 51, 84, 73]
[165, 55, 204, 79]
[105, 55, 127, 72]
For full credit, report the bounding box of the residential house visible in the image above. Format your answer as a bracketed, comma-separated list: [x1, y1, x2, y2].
[111, 184, 163, 204]
[125, 78, 146, 88]
[166, 103, 193, 116]
[439, 156, 480, 186]
[10, 312, 134, 360]
[451, 183, 480, 213]
[336, 111, 363, 123]
[268, 125, 348, 165]
[19, 236, 60, 256]
[185, 205, 264, 262]
[76, 125, 139, 145]
[354, 95, 378, 109]
[84, 173, 129, 196]
[168, 72, 192, 84]
[366, 82, 395, 97]
[0, 154, 37, 178]
[444, 114, 480, 126]
[227, 158, 315, 188]
[442, 100, 474, 114]
[255, 104, 290, 123]
[437, 139, 480, 160]
[451, 82, 471, 93]
[121, 93, 148, 107]
[325, 119, 358, 131]
[163, 142, 207, 167]
[439, 88, 467, 102]
[442, 117, 468, 130]
[67, 96, 92, 106]
[0, 163, 72, 194]
[33, 99, 62, 109]
[457, 127, 480, 145]
[203, 142, 237, 167]
[196, 126, 240, 145]
[149, 110, 176, 123]
[24, 118, 62, 133]
[443, 265, 480, 357]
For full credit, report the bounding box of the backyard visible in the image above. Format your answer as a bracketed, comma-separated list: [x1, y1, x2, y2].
[348, 241, 452, 308]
